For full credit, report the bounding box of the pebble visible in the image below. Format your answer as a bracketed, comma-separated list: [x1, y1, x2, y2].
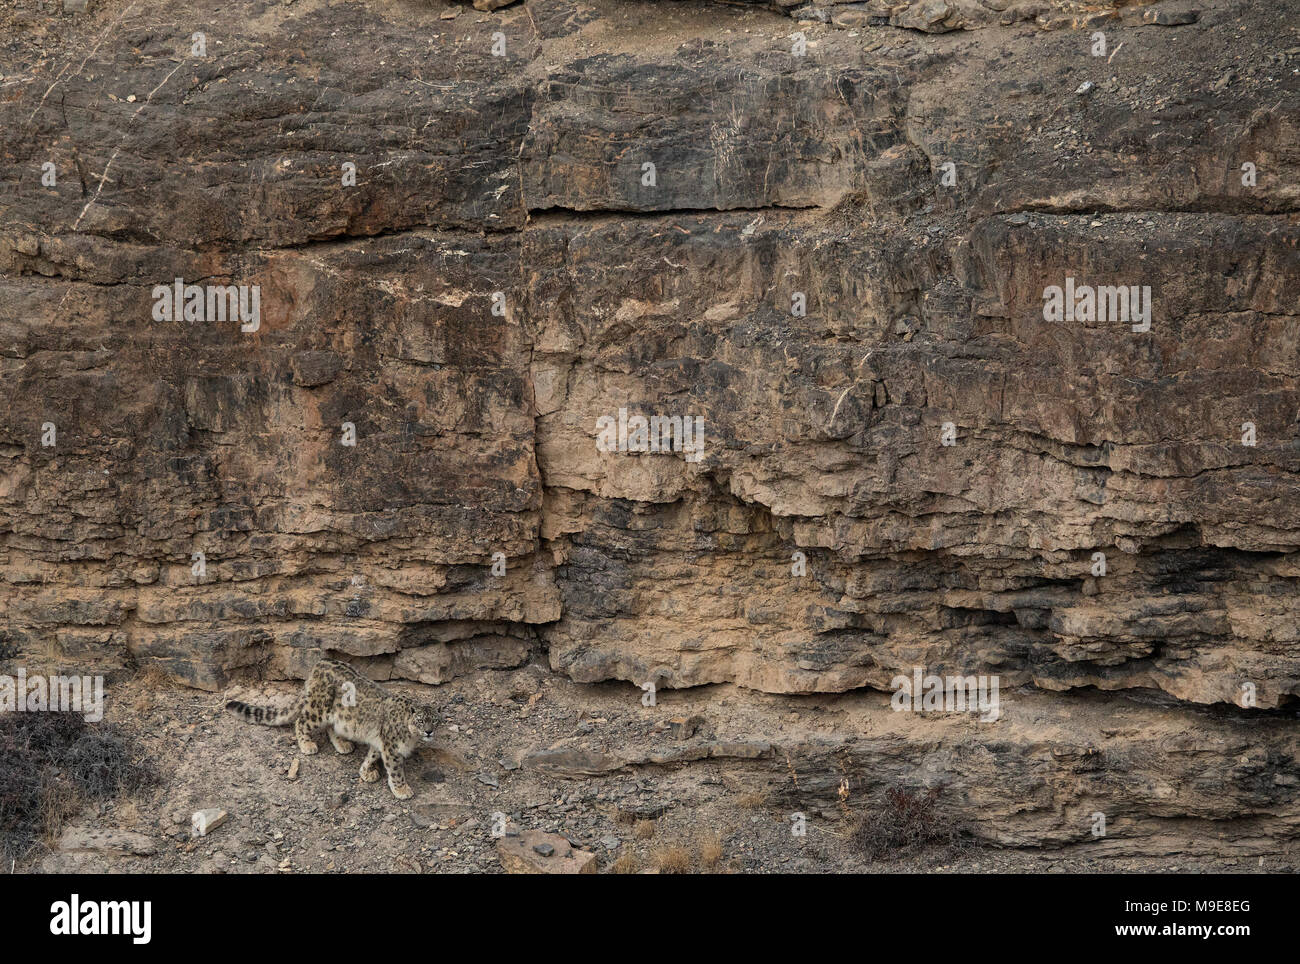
[191, 808, 228, 837]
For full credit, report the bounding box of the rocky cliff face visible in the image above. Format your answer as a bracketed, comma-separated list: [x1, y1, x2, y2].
[3, 0, 1299, 856]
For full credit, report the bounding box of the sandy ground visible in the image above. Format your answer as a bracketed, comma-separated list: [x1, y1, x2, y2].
[18, 658, 1292, 875]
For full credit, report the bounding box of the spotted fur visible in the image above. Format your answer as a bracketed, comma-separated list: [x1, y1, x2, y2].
[225, 658, 438, 800]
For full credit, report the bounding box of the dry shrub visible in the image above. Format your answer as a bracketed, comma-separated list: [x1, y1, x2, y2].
[134, 664, 176, 691]
[633, 819, 655, 840]
[652, 845, 692, 874]
[607, 853, 640, 875]
[0, 712, 155, 866]
[850, 786, 969, 861]
[697, 834, 724, 868]
[131, 664, 176, 713]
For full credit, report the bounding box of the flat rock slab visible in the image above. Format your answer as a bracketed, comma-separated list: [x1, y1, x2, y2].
[522, 747, 623, 777]
[497, 831, 597, 874]
[58, 827, 159, 856]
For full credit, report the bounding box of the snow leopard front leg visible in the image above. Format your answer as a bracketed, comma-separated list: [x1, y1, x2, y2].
[359, 746, 382, 783]
[379, 741, 413, 800]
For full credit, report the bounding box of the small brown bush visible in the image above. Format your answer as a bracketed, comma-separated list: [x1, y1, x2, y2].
[698, 834, 724, 868]
[607, 853, 640, 874]
[850, 786, 969, 861]
[0, 712, 155, 866]
[652, 845, 692, 874]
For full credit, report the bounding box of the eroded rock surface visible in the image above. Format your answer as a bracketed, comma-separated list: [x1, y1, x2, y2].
[2, 0, 1299, 856]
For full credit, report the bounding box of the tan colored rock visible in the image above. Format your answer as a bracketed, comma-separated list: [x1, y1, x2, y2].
[1, 0, 1298, 855]
[58, 828, 158, 856]
[497, 832, 597, 874]
[522, 747, 623, 777]
[392, 635, 531, 685]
